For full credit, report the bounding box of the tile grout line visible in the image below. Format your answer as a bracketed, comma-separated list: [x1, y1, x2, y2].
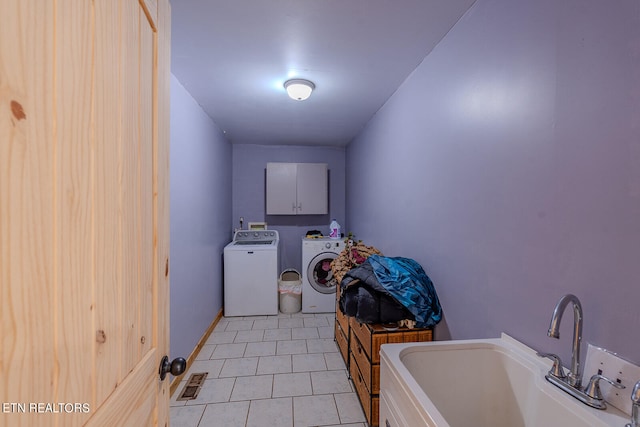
[173, 314, 366, 427]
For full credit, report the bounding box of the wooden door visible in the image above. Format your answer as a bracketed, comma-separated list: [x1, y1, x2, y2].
[0, 1, 171, 426]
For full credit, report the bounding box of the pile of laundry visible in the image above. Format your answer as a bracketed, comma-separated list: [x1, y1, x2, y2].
[330, 239, 382, 284]
[331, 238, 442, 328]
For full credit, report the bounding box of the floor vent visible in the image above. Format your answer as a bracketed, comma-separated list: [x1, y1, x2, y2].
[177, 372, 208, 401]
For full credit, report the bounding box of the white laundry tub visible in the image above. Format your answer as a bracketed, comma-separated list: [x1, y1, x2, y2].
[379, 334, 628, 427]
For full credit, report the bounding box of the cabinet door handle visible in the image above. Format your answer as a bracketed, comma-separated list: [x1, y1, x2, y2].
[298, 202, 302, 212]
[292, 203, 296, 212]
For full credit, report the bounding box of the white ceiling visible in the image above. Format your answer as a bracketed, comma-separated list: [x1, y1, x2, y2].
[170, 0, 476, 146]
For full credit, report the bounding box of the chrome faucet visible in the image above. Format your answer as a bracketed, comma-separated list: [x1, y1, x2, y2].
[547, 294, 583, 387]
[537, 294, 623, 409]
[539, 294, 629, 409]
[626, 380, 640, 427]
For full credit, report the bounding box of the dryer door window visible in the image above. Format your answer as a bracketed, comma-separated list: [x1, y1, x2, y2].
[306, 252, 338, 294]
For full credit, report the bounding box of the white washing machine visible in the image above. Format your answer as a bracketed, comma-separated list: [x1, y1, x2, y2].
[224, 230, 279, 317]
[302, 237, 345, 313]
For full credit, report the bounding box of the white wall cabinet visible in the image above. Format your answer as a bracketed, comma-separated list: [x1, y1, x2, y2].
[266, 162, 328, 215]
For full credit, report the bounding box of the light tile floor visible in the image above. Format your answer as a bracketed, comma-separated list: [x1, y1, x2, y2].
[170, 312, 367, 427]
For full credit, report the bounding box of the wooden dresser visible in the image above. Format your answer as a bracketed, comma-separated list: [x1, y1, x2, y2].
[335, 301, 433, 426]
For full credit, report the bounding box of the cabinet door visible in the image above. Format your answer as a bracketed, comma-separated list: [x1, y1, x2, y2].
[297, 163, 328, 214]
[266, 162, 298, 214]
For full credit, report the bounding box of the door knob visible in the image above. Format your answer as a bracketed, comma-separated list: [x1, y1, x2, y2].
[159, 355, 187, 381]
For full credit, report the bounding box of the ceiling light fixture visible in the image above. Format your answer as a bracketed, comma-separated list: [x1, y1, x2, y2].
[284, 79, 315, 101]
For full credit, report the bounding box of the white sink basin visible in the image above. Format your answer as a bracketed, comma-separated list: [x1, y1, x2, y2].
[379, 334, 629, 427]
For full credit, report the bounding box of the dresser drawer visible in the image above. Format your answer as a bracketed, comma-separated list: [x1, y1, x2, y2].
[350, 352, 379, 427]
[350, 328, 380, 394]
[349, 317, 433, 364]
[335, 320, 349, 368]
[336, 303, 349, 334]
[349, 317, 373, 360]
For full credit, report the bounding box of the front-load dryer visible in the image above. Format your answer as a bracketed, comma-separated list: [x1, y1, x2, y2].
[301, 237, 345, 313]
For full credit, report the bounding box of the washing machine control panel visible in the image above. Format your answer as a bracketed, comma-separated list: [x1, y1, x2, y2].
[233, 230, 278, 243]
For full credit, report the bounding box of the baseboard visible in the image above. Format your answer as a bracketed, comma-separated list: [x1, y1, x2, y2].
[170, 308, 223, 397]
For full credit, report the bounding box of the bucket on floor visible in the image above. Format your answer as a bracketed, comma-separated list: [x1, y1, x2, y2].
[278, 269, 302, 314]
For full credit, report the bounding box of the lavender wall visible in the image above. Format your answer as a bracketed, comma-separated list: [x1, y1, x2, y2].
[232, 144, 346, 273]
[346, 0, 640, 365]
[170, 74, 232, 359]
